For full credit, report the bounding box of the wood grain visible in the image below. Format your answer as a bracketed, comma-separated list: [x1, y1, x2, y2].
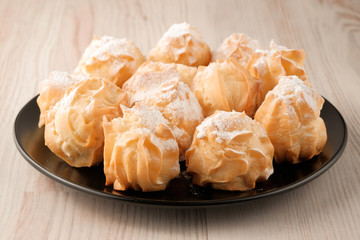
[1, 0, 360, 239]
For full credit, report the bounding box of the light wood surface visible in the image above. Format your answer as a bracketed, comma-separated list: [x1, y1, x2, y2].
[1, 0, 359, 239]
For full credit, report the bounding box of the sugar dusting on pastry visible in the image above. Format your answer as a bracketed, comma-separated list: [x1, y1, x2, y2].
[103, 103, 179, 192]
[212, 33, 261, 67]
[74, 35, 145, 87]
[140, 79, 204, 156]
[255, 75, 326, 164]
[272, 76, 321, 117]
[192, 58, 261, 117]
[148, 23, 211, 67]
[37, 71, 85, 127]
[186, 110, 274, 191]
[163, 22, 204, 40]
[44, 77, 130, 167]
[247, 41, 308, 102]
[122, 61, 185, 104]
[37, 27, 328, 192]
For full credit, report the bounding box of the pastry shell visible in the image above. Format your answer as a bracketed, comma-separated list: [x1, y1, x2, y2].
[212, 33, 261, 67]
[103, 104, 180, 191]
[254, 76, 327, 164]
[192, 58, 261, 117]
[148, 23, 211, 67]
[140, 79, 204, 156]
[37, 71, 84, 127]
[186, 110, 274, 191]
[74, 36, 145, 87]
[122, 61, 197, 104]
[247, 40, 308, 102]
[44, 77, 130, 167]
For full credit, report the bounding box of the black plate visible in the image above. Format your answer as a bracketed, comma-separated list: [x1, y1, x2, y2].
[14, 96, 347, 207]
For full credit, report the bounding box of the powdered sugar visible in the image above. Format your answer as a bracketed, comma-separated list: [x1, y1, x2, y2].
[40, 71, 79, 93]
[82, 36, 137, 64]
[271, 76, 323, 115]
[269, 40, 289, 52]
[213, 130, 253, 143]
[144, 80, 203, 122]
[213, 33, 261, 65]
[140, 79, 204, 153]
[196, 111, 252, 142]
[251, 41, 306, 81]
[162, 22, 203, 41]
[124, 68, 180, 103]
[172, 127, 186, 140]
[122, 104, 168, 131]
[253, 57, 268, 77]
[120, 104, 178, 152]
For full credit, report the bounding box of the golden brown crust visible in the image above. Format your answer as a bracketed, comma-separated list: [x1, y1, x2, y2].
[74, 36, 145, 87]
[247, 40, 308, 102]
[254, 76, 327, 164]
[38, 29, 328, 192]
[212, 33, 261, 67]
[103, 104, 180, 191]
[44, 77, 130, 167]
[148, 23, 211, 67]
[186, 111, 274, 191]
[122, 61, 197, 104]
[37, 72, 85, 127]
[140, 80, 204, 156]
[192, 58, 261, 117]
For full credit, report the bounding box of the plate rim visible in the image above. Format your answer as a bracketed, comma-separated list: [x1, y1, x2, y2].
[13, 95, 348, 207]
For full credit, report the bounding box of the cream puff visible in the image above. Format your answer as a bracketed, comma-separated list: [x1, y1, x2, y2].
[186, 110, 274, 191]
[122, 61, 197, 103]
[44, 77, 130, 167]
[247, 40, 308, 102]
[140, 80, 204, 156]
[103, 103, 180, 191]
[74, 36, 145, 87]
[192, 58, 261, 117]
[254, 75, 327, 164]
[148, 23, 211, 67]
[37, 71, 85, 127]
[212, 33, 261, 67]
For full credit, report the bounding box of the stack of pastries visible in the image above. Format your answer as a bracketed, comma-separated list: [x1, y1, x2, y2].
[37, 23, 327, 192]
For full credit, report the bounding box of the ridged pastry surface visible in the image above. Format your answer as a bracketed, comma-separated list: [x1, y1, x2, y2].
[122, 61, 197, 104]
[186, 111, 274, 191]
[103, 104, 180, 192]
[247, 40, 308, 102]
[212, 33, 261, 67]
[192, 58, 261, 117]
[148, 23, 211, 67]
[140, 79, 204, 156]
[74, 36, 145, 87]
[37, 71, 85, 127]
[44, 77, 130, 167]
[254, 75, 327, 164]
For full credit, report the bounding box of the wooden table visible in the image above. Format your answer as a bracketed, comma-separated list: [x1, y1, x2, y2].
[1, 0, 359, 239]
